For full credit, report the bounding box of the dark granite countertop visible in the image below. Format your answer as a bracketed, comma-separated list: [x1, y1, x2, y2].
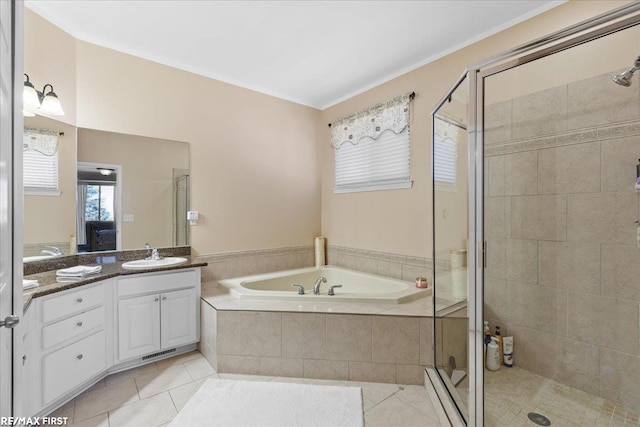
[23, 254, 206, 312]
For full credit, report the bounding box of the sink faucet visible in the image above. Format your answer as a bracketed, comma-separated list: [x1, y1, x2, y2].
[313, 277, 327, 295]
[40, 246, 62, 256]
[145, 243, 162, 261]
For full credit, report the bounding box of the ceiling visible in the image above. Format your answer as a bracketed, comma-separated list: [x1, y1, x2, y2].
[25, 0, 564, 109]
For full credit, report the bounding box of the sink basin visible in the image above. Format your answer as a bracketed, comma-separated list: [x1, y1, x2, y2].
[121, 257, 188, 270]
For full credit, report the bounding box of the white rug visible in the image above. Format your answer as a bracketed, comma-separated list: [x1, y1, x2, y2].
[169, 379, 364, 427]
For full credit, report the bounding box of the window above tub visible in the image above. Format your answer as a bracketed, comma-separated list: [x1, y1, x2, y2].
[330, 93, 414, 194]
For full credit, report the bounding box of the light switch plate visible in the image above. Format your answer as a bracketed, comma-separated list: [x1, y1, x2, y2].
[123, 214, 135, 222]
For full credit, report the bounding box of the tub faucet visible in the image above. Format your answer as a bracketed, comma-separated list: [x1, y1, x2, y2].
[40, 246, 62, 256]
[313, 277, 327, 295]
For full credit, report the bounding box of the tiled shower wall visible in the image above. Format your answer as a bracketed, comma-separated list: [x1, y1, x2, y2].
[484, 70, 640, 410]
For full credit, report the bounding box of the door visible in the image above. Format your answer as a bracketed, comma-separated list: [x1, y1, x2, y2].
[118, 294, 160, 361]
[160, 288, 197, 349]
[0, 0, 19, 417]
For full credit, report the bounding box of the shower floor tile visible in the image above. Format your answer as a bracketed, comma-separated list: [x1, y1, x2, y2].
[485, 366, 640, 426]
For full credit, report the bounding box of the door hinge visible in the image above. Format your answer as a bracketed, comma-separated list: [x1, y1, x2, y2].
[477, 241, 487, 268]
[0, 315, 20, 329]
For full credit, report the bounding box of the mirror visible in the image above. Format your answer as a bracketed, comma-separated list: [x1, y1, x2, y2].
[23, 115, 190, 261]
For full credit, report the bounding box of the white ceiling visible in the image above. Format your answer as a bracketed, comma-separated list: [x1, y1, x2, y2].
[25, 0, 564, 109]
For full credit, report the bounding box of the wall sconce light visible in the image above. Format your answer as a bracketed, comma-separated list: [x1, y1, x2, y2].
[97, 168, 115, 176]
[23, 74, 65, 116]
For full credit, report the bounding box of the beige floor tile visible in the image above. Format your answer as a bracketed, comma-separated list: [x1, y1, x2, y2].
[105, 362, 159, 387]
[69, 413, 109, 427]
[135, 364, 194, 399]
[108, 392, 177, 427]
[183, 356, 216, 380]
[356, 382, 403, 405]
[74, 378, 140, 423]
[48, 398, 74, 423]
[394, 385, 440, 418]
[168, 378, 206, 412]
[365, 395, 440, 426]
[155, 351, 203, 370]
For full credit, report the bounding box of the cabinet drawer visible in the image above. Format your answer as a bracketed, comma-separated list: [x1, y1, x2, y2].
[42, 305, 105, 350]
[42, 330, 106, 405]
[41, 284, 105, 324]
[118, 269, 197, 297]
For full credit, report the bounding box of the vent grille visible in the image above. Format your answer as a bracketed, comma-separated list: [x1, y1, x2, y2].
[142, 348, 176, 361]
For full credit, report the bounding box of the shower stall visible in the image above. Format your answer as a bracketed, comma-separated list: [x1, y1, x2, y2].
[430, 3, 640, 425]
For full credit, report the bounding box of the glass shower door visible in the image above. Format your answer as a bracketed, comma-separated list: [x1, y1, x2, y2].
[431, 74, 471, 423]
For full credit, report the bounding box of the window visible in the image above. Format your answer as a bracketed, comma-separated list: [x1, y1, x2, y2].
[331, 93, 413, 194]
[433, 133, 457, 188]
[23, 129, 59, 195]
[84, 184, 115, 221]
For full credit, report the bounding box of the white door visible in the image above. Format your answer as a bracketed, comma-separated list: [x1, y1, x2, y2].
[118, 294, 160, 361]
[160, 289, 197, 349]
[0, 0, 18, 418]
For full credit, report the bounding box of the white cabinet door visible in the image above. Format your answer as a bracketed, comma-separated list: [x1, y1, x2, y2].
[118, 294, 160, 361]
[160, 289, 197, 349]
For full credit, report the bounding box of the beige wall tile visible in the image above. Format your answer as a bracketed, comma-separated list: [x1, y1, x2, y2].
[511, 195, 567, 241]
[486, 238, 506, 280]
[509, 282, 567, 336]
[485, 100, 513, 146]
[507, 323, 537, 372]
[567, 291, 639, 355]
[401, 264, 431, 282]
[217, 311, 281, 357]
[326, 314, 372, 362]
[568, 71, 640, 130]
[396, 365, 425, 385]
[372, 316, 420, 364]
[504, 151, 538, 196]
[602, 245, 640, 300]
[441, 317, 468, 369]
[567, 192, 638, 245]
[505, 239, 537, 284]
[536, 332, 600, 395]
[486, 196, 511, 238]
[377, 260, 403, 280]
[537, 142, 601, 194]
[538, 241, 600, 294]
[484, 277, 508, 323]
[216, 354, 260, 375]
[512, 85, 568, 140]
[601, 135, 640, 192]
[349, 361, 396, 383]
[303, 359, 349, 380]
[282, 313, 326, 359]
[199, 341, 217, 371]
[419, 318, 433, 366]
[599, 348, 640, 410]
[487, 156, 505, 196]
[259, 357, 303, 377]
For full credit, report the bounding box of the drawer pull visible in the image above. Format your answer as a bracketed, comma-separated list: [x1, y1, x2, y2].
[162, 296, 167, 301]
[154, 297, 159, 302]
[77, 354, 83, 360]
[77, 321, 83, 327]
[77, 298, 83, 303]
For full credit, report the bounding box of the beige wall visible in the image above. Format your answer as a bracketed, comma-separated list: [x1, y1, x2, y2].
[23, 116, 76, 249]
[24, 8, 322, 256]
[320, 0, 631, 258]
[77, 129, 189, 250]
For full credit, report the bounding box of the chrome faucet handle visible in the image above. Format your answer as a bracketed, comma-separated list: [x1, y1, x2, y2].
[328, 285, 342, 296]
[291, 284, 305, 295]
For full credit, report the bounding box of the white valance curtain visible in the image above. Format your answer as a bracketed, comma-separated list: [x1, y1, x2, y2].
[330, 92, 412, 148]
[24, 127, 59, 155]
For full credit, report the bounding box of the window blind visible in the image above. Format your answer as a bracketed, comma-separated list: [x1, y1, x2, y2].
[24, 149, 59, 193]
[334, 128, 411, 193]
[433, 134, 457, 187]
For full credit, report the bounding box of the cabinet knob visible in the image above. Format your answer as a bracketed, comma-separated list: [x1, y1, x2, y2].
[77, 321, 83, 327]
[154, 297, 159, 302]
[22, 354, 27, 365]
[162, 296, 167, 301]
[77, 354, 83, 360]
[77, 297, 83, 303]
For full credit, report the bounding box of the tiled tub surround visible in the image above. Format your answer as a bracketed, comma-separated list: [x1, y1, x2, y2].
[199, 280, 467, 386]
[484, 70, 640, 411]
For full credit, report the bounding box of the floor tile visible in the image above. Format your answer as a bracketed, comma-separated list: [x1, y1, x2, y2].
[183, 356, 216, 380]
[74, 378, 139, 423]
[135, 364, 194, 399]
[108, 392, 177, 427]
[105, 362, 158, 387]
[365, 395, 441, 426]
[155, 351, 203, 370]
[168, 378, 206, 412]
[69, 413, 109, 427]
[49, 398, 74, 423]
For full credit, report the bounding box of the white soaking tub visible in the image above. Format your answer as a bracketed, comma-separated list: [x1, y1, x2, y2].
[217, 266, 431, 304]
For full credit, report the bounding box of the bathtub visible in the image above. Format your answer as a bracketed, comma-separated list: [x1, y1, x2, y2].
[218, 266, 431, 304]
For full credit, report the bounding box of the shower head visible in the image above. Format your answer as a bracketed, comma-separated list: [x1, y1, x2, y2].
[612, 55, 640, 87]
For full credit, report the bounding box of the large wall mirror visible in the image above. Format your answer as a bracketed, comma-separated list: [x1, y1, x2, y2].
[23, 115, 190, 261]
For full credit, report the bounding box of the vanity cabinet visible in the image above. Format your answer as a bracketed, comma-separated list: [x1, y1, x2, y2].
[116, 269, 199, 362]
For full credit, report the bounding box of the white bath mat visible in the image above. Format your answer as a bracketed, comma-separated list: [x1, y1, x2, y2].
[169, 378, 364, 427]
